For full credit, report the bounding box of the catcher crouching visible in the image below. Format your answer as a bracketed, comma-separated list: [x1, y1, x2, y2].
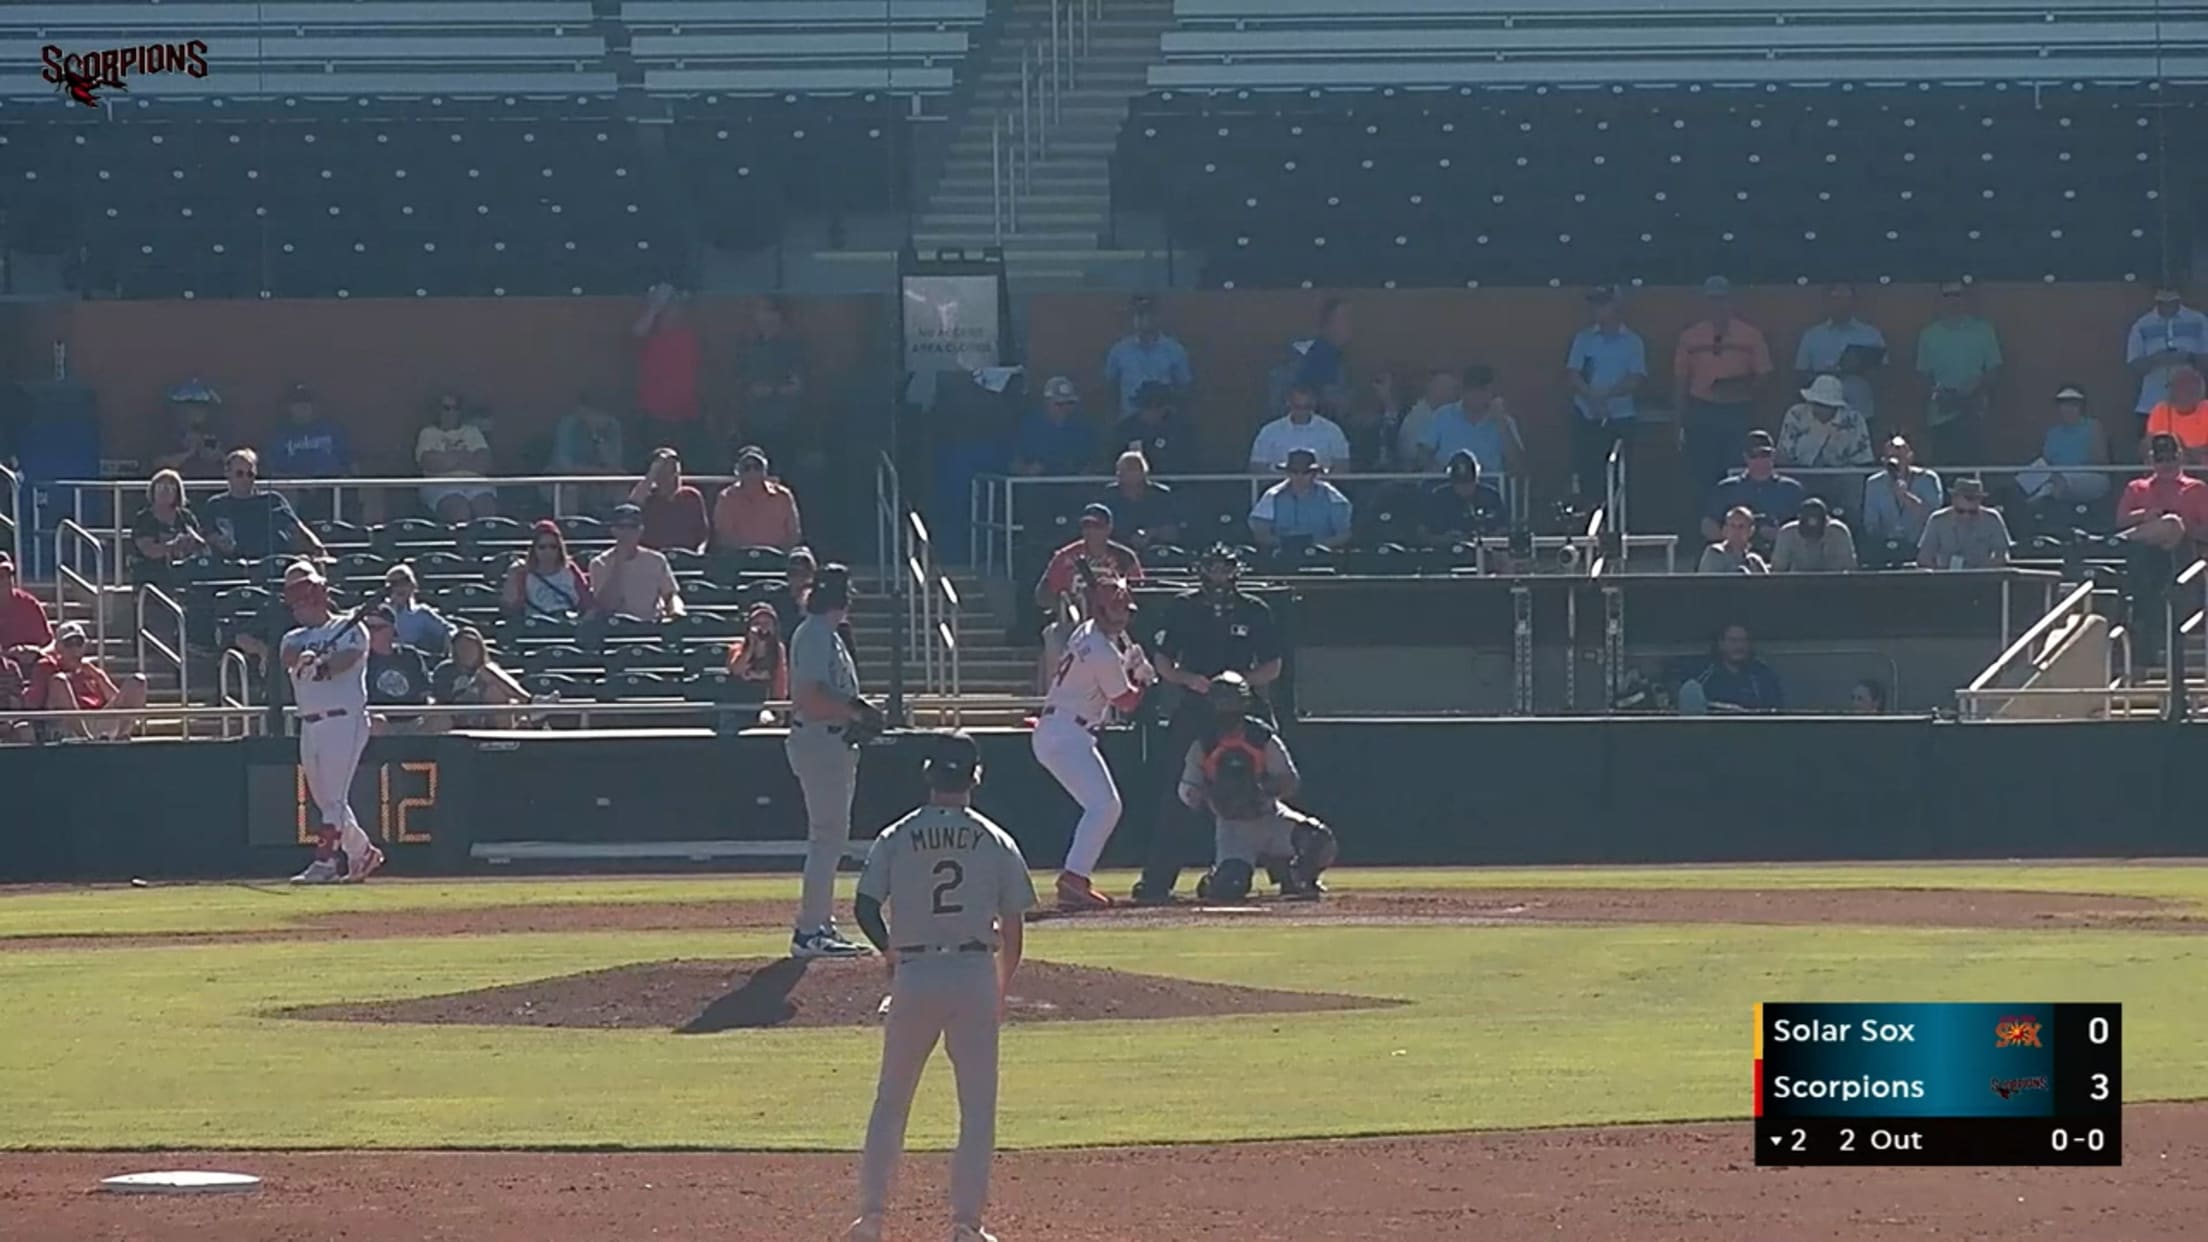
[1177, 671, 1336, 902]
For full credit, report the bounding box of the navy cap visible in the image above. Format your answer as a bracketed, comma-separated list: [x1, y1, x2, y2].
[1080, 502, 1114, 527]
[1445, 449, 1479, 479]
[610, 503, 643, 527]
[925, 731, 981, 787]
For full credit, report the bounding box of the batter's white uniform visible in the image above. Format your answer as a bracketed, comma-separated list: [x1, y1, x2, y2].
[1031, 618, 1152, 878]
[282, 618, 376, 875]
[854, 804, 1037, 1233]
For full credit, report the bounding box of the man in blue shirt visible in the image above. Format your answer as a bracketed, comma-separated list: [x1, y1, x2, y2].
[1564, 287, 1647, 498]
[1250, 448, 1353, 554]
[1701, 431, 1806, 543]
[1293, 297, 1353, 403]
[202, 448, 327, 566]
[1010, 376, 1095, 477]
[1678, 622, 1784, 714]
[1101, 295, 1193, 416]
[261, 384, 351, 521]
[1414, 364, 1523, 480]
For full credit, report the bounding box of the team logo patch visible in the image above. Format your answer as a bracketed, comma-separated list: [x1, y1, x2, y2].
[40, 41, 211, 107]
[1995, 1015, 2043, 1048]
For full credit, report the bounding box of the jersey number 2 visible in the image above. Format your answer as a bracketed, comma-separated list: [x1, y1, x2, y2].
[931, 859, 966, 914]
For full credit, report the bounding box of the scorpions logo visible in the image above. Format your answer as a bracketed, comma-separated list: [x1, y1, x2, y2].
[40, 41, 210, 107]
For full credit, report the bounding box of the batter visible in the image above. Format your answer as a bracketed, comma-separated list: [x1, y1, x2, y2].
[1031, 574, 1152, 910]
[785, 564, 874, 958]
[1178, 672, 1336, 901]
[846, 732, 1034, 1242]
[278, 563, 383, 886]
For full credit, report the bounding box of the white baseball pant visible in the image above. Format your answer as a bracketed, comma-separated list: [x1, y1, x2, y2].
[302, 710, 375, 868]
[1032, 716, 1120, 877]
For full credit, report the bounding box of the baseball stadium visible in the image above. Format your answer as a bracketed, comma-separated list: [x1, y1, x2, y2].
[3, 2, 2208, 1240]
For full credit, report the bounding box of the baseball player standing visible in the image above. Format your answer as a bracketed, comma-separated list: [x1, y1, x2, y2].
[279, 562, 383, 885]
[846, 732, 1035, 1242]
[1032, 574, 1152, 909]
[785, 563, 876, 958]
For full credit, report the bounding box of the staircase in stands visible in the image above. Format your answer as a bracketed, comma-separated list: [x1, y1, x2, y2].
[849, 566, 1036, 727]
[913, 0, 1175, 288]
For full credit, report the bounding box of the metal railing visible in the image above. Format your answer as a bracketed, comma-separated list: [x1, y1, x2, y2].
[0, 460, 21, 572]
[217, 647, 253, 740]
[136, 584, 188, 711]
[991, 0, 1099, 242]
[1603, 438, 1629, 536]
[1956, 578, 2100, 720]
[53, 519, 107, 656]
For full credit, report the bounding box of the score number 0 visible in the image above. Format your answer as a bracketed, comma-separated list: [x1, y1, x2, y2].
[293, 761, 438, 844]
[2058, 1014, 2117, 1153]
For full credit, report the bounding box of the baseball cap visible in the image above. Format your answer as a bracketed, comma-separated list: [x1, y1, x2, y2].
[1798, 496, 1830, 525]
[1043, 376, 1078, 403]
[1444, 449, 1480, 480]
[609, 503, 644, 528]
[284, 560, 324, 585]
[1279, 447, 1324, 474]
[1952, 475, 1988, 497]
[2156, 286, 2183, 303]
[1745, 429, 1775, 457]
[2054, 383, 2088, 402]
[2150, 432, 2184, 461]
[1702, 275, 1733, 297]
[165, 377, 223, 405]
[736, 445, 769, 470]
[808, 562, 853, 613]
[55, 621, 88, 645]
[926, 730, 981, 787]
[1079, 502, 1114, 527]
[1938, 280, 1967, 296]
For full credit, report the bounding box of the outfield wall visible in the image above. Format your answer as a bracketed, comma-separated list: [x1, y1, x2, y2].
[0, 719, 2195, 883]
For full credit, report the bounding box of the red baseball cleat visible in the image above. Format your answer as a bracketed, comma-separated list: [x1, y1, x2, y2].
[1056, 871, 1114, 911]
[348, 845, 386, 883]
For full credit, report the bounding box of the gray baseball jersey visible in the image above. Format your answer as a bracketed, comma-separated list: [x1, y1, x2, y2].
[789, 614, 858, 724]
[858, 805, 1037, 949]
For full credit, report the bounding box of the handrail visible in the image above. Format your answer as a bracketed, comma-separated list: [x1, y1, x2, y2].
[1583, 506, 1609, 579]
[217, 647, 252, 740]
[1603, 438, 1628, 536]
[0, 460, 21, 572]
[137, 584, 189, 714]
[937, 575, 963, 720]
[1957, 577, 2097, 719]
[53, 519, 108, 656]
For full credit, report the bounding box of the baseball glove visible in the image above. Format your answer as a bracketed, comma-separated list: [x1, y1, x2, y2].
[845, 696, 889, 745]
[1201, 734, 1271, 820]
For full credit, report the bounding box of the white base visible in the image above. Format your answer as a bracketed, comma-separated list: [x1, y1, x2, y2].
[100, 1171, 262, 1195]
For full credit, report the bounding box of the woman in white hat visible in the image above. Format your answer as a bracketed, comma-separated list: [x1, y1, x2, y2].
[1775, 374, 1875, 470]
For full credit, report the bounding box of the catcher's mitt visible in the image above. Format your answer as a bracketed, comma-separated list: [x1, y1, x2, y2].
[1201, 732, 1271, 820]
[845, 697, 889, 745]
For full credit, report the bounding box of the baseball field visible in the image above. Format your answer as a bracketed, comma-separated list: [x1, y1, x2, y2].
[3, 862, 2207, 1241]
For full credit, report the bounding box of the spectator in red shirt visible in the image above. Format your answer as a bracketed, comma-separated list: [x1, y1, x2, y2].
[633, 282, 706, 468]
[626, 446, 710, 554]
[2118, 433, 2208, 657]
[0, 551, 52, 671]
[27, 621, 147, 740]
[1032, 502, 1143, 689]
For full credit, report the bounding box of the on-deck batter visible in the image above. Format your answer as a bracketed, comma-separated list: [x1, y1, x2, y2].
[1031, 574, 1152, 910]
[278, 562, 384, 886]
[846, 732, 1034, 1242]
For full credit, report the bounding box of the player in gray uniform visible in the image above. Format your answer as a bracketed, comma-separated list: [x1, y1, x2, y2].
[785, 564, 876, 959]
[845, 732, 1036, 1242]
[1179, 672, 1337, 901]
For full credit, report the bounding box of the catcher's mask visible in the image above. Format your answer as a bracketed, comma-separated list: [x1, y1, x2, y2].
[1206, 669, 1254, 716]
[1197, 543, 1241, 603]
[281, 562, 329, 614]
[1087, 574, 1134, 631]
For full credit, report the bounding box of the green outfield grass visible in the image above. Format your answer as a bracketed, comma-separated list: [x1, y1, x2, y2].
[0, 902, 2204, 1149]
[5, 861, 2208, 939]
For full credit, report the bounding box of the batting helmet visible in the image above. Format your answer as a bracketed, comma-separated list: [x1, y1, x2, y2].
[281, 562, 328, 612]
[1206, 669, 1254, 715]
[1086, 573, 1134, 630]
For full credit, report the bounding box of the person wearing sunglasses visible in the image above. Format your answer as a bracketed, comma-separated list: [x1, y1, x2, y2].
[416, 393, 499, 523]
[711, 445, 804, 569]
[25, 621, 147, 741]
[1699, 431, 1804, 546]
[201, 448, 327, 566]
[502, 521, 595, 624]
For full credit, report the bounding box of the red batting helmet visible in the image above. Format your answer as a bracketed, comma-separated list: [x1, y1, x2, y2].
[282, 562, 329, 612]
[1086, 574, 1134, 631]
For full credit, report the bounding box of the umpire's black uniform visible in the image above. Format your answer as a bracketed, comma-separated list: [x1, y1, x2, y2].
[1135, 585, 1283, 899]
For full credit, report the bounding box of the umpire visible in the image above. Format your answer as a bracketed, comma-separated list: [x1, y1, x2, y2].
[1132, 543, 1284, 903]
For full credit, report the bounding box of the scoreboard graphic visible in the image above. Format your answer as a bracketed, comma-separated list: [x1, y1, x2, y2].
[1754, 1002, 2121, 1166]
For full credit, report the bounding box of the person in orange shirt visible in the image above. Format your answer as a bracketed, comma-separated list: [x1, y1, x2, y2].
[2144, 366, 2208, 463]
[712, 446, 805, 555]
[25, 622, 147, 740]
[1672, 275, 1775, 489]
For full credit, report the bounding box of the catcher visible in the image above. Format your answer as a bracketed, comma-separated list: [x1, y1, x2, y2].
[1177, 672, 1336, 902]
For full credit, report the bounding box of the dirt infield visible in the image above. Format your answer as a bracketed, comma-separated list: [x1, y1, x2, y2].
[3, 1102, 2200, 1242]
[0, 884, 2196, 951]
[276, 957, 1398, 1031]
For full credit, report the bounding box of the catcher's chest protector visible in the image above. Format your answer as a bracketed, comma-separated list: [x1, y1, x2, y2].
[1199, 718, 1273, 780]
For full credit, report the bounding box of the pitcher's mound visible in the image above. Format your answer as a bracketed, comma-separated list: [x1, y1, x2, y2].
[278, 958, 1403, 1032]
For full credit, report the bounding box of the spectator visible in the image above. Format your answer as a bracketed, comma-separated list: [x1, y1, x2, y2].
[737, 295, 806, 464]
[1770, 496, 1859, 572]
[1564, 285, 1648, 499]
[545, 391, 628, 515]
[724, 602, 790, 704]
[1250, 448, 1353, 553]
[1793, 283, 1887, 429]
[202, 448, 328, 564]
[1011, 376, 1096, 477]
[26, 621, 148, 740]
[1850, 678, 1889, 714]
[382, 563, 454, 659]
[1294, 297, 1354, 409]
[628, 446, 711, 554]
[1859, 434, 1943, 566]
[362, 606, 433, 730]
[1101, 451, 1181, 552]
[1916, 279, 2004, 466]
[633, 282, 706, 466]
[261, 383, 351, 521]
[1110, 381, 1200, 477]
[2145, 365, 2208, 463]
[415, 393, 497, 522]
[1343, 368, 1404, 471]
[1397, 369, 1460, 470]
[1102, 294, 1193, 416]
[1673, 275, 1774, 489]
[0, 551, 51, 669]
[1701, 431, 1805, 543]
[129, 467, 205, 590]
[1917, 476, 2011, 570]
[428, 625, 527, 730]
[503, 520, 595, 623]
[1776, 374, 1875, 472]
[589, 503, 686, 622]
[1418, 450, 1506, 545]
[152, 378, 228, 479]
[770, 546, 818, 641]
[1698, 505, 1771, 574]
[2022, 384, 2111, 530]
[1413, 364, 1524, 481]
[712, 445, 803, 556]
[0, 653, 28, 744]
[1248, 383, 1352, 474]
[1677, 623, 1784, 714]
[1033, 502, 1144, 687]
[2127, 286, 2208, 442]
[2115, 433, 2208, 657]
